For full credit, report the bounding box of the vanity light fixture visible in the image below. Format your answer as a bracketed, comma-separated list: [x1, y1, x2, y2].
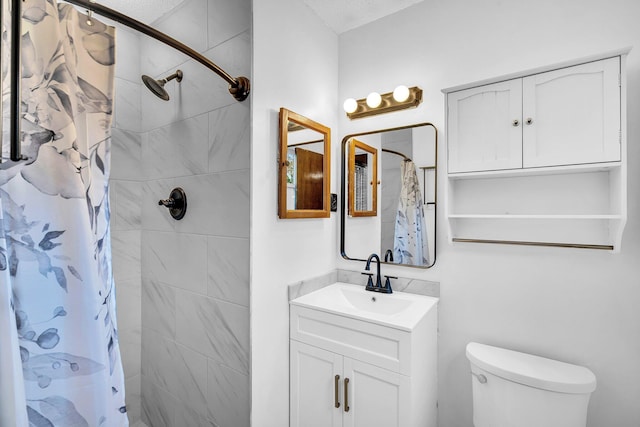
[344, 85, 423, 119]
[393, 85, 410, 102]
[366, 92, 382, 108]
[343, 98, 358, 114]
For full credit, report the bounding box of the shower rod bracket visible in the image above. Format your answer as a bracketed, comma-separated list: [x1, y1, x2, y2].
[230, 76, 250, 102]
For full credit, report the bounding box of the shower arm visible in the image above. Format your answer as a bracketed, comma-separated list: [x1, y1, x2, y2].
[63, 0, 250, 102]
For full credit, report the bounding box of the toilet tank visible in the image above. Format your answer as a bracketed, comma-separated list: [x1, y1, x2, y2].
[466, 342, 596, 427]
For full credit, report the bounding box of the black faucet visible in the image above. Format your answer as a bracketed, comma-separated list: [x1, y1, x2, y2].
[384, 249, 394, 262]
[362, 253, 394, 293]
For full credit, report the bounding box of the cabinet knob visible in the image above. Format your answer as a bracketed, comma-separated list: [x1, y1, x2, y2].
[334, 375, 341, 408]
[526, 117, 533, 125]
[512, 119, 520, 127]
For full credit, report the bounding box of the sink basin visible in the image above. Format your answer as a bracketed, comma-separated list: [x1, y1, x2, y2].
[290, 282, 438, 331]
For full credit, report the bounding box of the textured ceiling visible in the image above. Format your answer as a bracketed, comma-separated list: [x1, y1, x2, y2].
[303, 0, 425, 34]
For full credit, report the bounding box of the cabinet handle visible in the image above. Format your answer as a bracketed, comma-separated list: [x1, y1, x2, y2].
[512, 119, 520, 127]
[334, 375, 341, 408]
[344, 378, 350, 412]
[526, 117, 533, 125]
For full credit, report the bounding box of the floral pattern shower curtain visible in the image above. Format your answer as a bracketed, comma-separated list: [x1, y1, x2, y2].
[393, 160, 429, 266]
[0, 1, 128, 425]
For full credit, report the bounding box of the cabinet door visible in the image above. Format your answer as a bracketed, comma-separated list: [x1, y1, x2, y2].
[343, 358, 410, 427]
[522, 57, 621, 167]
[290, 341, 343, 427]
[447, 79, 523, 173]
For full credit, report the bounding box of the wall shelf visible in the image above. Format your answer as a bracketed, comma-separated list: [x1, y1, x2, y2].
[447, 162, 622, 180]
[443, 50, 629, 252]
[448, 214, 623, 220]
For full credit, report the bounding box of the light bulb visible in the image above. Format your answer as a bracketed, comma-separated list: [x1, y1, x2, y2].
[343, 98, 358, 113]
[393, 85, 410, 102]
[366, 92, 382, 108]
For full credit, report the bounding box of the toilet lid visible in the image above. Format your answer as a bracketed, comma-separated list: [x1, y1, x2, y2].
[466, 342, 597, 394]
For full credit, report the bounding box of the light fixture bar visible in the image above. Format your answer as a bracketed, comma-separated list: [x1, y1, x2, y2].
[346, 86, 423, 120]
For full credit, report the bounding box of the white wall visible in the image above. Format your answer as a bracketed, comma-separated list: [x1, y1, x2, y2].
[251, 1, 339, 425]
[338, 0, 640, 426]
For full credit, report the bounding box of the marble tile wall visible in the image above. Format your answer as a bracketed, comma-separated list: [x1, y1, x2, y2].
[110, 0, 251, 424]
[137, 0, 252, 426]
[111, 25, 144, 425]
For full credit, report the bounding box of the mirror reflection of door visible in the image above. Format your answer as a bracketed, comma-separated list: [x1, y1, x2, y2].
[295, 147, 324, 209]
[278, 107, 331, 219]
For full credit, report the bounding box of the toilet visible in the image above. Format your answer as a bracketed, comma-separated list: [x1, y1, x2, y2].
[466, 342, 596, 427]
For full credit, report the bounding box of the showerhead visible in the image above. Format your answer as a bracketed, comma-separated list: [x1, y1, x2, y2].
[141, 70, 183, 101]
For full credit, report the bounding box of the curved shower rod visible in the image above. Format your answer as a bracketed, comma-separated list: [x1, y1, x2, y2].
[63, 0, 250, 102]
[382, 148, 411, 162]
[5, 0, 250, 162]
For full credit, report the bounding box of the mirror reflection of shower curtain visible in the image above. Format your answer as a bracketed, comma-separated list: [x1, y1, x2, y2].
[0, 1, 128, 425]
[393, 160, 429, 266]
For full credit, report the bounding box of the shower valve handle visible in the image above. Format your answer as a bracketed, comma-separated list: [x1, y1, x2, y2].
[158, 198, 175, 208]
[158, 187, 187, 220]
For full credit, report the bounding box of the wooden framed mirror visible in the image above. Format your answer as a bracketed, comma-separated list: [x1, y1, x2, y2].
[341, 123, 438, 268]
[348, 139, 378, 217]
[278, 108, 331, 218]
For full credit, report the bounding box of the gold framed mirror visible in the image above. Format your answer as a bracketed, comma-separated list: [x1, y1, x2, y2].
[278, 108, 331, 218]
[341, 123, 438, 268]
[348, 139, 378, 217]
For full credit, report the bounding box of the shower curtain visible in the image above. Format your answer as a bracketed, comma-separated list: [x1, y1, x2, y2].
[0, 1, 128, 425]
[393, 160, 429, 266]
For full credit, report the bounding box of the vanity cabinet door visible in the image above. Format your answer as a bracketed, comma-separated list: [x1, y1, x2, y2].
[342, 358, 409, 427]
[290, 341, 343, 427]
[447, 79, 523, 173]
[522, 57, 621, 168]
[290, 340, 412, 427]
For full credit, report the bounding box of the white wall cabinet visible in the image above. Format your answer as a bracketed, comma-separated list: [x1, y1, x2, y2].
[448, 57, 621, 174]
[444, 49, 629, 250]
[521, 58, 621, 168]
[447, 79, 522, 173]
[289, 303, 437, 427]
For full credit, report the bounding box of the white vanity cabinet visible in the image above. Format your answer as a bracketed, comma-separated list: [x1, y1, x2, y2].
[290, 340, 410, 427]
[444, 49, 629, 251]
[289, 300, 437, 427]
[447, 56, 621, 173]
[290, 341, 342, 427]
